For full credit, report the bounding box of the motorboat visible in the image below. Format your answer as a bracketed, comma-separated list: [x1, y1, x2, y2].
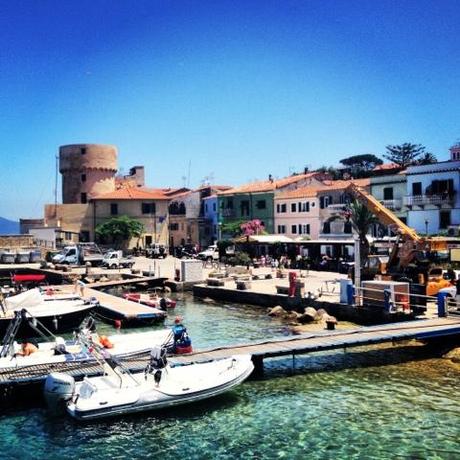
[0, 288, 97, 337]
[44, 347, 254, 421]
[0, 328, 174, 372]
[123, 292, 176, 310]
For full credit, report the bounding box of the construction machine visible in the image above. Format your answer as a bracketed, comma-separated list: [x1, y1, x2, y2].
[344, 183, 455, 296]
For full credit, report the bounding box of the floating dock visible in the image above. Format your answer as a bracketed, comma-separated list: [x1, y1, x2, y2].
[171, 317, 460, 373]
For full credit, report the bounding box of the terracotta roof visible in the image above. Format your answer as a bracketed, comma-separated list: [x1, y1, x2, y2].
[372, 163, 400, 171]
[276, 178, 370, 200]
[93, 187, 170, 200]
[218, 173, 322, 196]
[195, 184, 232, 192]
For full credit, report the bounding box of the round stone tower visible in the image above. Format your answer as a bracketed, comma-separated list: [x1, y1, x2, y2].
[59, 144, 118, 204]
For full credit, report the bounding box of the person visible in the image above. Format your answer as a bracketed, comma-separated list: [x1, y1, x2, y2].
[15, 341, 38, 357]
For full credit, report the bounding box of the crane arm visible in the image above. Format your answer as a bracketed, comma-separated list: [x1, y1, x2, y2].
[346, 183, 422, 243]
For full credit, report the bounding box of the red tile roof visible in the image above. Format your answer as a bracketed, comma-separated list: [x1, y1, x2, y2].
[93, 187, 170, 200]
[218, 173, 323, 195]
[276, 178, 370, 200]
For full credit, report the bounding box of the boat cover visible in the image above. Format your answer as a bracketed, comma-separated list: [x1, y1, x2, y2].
[4, 288, 44, 311]
[12, 274, 46, 283]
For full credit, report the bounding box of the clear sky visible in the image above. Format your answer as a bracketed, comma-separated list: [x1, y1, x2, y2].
[1, 0, 460, 220]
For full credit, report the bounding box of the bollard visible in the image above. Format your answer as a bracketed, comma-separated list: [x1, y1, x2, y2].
[437, 291, 449, 318]
[346, 283, 355, 305]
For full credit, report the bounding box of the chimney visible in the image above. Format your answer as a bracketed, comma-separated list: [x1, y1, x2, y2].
[268, 174, 273, 183]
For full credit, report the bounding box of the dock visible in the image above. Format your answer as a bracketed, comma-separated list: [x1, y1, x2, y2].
[87, 276, 167, 289]
[170, 317, 460, 373]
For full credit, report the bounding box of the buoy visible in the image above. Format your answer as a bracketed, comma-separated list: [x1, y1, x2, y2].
[114, 320, 122, 330]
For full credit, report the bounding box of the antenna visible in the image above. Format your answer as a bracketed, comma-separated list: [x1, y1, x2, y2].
[187, 160, 191, 188]
[54, 154, 58, 217]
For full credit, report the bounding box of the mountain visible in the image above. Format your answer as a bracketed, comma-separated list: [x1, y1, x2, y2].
[0, 217, 20, 234]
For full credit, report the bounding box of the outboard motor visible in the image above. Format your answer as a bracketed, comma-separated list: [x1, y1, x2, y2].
[44, 372, 75, 415]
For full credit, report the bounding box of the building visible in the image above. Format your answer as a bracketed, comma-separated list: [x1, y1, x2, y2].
[274, 179, 370, 240]
[217, 172, 328, 237]
[202, 195, 219, 245]
[404, 144, 460, 235]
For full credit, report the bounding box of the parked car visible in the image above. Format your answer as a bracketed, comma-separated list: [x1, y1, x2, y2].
[197, 245, 219, 262]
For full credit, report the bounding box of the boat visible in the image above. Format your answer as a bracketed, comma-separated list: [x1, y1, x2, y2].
[123, 292, 176, 310]
[44, 346, 254, 421]
[0, 288, 97, 337]
[0, 327, 174, 371]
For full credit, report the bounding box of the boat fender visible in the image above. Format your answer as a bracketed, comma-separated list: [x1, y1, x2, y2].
[46, 288, 54, 296]
[154, 369, 162, 385]
[52, 317, 58, 330]
[114, 320, 122, 330]
[99, 335, 113, 349]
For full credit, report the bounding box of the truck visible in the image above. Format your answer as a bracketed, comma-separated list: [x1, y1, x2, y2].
[51, 243, 104, 266]
[197, 244, 219, 262]
[102, 250, 135, 269]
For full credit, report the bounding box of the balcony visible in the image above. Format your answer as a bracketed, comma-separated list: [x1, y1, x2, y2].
[379, 199, 402, 211]
[403, 193, 456, 208]
[221, 209, 236, 218]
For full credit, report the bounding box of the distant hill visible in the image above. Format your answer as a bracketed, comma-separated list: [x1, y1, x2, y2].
[0, 217, 19, 235]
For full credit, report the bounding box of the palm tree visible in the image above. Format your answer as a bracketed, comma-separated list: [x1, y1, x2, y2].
[346, 200, 378, 262]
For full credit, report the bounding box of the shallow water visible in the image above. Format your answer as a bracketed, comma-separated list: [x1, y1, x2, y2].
[2, 294, 459, 459]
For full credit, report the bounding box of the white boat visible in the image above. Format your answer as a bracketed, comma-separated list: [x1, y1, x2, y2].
[45, 349, 254, 421]
[0, 288, 97, 337]
[0, 329, 173, 371]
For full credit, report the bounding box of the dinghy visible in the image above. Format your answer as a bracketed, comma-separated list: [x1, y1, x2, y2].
[45, 346, 254, 421]
[123, 292, 176, 310]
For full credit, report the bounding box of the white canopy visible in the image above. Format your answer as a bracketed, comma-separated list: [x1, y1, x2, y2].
[4, 288, 44, 311]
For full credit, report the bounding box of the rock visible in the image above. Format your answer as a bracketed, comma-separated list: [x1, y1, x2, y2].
[202, 297, 215, 303]
[303, 307, 317, 321]
[285, 311, 301, 322]
[443, 347, 460, 363]
[268, 305, 287, 317]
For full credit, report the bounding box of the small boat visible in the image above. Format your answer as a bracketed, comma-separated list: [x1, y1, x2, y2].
[45, 346, 254, 421]
[123, 292, 176, 310]
[0, 288, 97, 337]
[0, 328, 174, 371]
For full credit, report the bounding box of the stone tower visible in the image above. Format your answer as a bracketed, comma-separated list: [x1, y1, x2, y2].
[450, 142, 460, 161]
[59, 144, 118, 204]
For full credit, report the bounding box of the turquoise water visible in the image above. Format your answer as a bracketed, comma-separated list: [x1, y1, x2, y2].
[1, 294, 459, 459]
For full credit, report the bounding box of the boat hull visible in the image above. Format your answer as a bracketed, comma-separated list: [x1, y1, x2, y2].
[67, 355, 254, 421]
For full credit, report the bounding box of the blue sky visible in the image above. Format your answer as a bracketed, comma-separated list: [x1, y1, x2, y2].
[1, 0, 460, 220]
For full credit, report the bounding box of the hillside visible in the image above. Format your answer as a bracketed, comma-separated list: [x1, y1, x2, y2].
[0, 217, 19, 235]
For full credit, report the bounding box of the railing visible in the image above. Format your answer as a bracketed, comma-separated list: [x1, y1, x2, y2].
[221, 209, 236, 218]
[379, 199, 402, 210]
[403, 194, 455, 207]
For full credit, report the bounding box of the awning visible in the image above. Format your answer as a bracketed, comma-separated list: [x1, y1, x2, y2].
[234, 234, 295, 244]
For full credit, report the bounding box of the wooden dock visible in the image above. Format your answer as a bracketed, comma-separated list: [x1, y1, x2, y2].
[87, 276, 167, 289]
[170, 317, 460, 372]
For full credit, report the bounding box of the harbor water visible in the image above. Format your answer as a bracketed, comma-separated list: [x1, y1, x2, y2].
[1, 293, 459, 459]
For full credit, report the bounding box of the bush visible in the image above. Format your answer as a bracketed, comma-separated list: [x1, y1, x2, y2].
[228, 252, 252, 267]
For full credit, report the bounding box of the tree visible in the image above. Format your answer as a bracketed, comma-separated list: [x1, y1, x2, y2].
[384, 143, 432, 168]
[340, 154, 383, 177]
[416, 152, 437, 165]
[315, 166, 342, 180]
[221, 220, 245, 238]
[95, 215, 144, 248]
[343, 200, 378, 262]
[240, 219, 265, 236]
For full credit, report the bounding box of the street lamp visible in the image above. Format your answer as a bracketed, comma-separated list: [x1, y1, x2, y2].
[424, 219, 429, 236]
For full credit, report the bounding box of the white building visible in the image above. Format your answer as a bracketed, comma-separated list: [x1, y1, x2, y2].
[405, 144, 460, 235]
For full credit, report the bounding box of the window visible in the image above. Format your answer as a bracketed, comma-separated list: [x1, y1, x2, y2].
[344, 221, 352, 234]
[169, 223, 179, 231]
[227, 199, 233, 209]
[280, 203, 287, 213]
[81, 174, 86, 183]
[110, 203, 118, 215]
[213, 203, 216, 212]
[241, 200, 250, 216]
[299, 224, 310, 234]
[291, 225, 297, 234]
[383, 187, 393, 200]
[205, 203, 208, 213]
[440, 210, 451, 229]
[323, 221, 331, 234]
[320, 196, 331, 208]
[142, 202, 156, 214]
[277, 225, 286, 234]
[298, 202, 309, 212]
[64, 232, 72, 240]
[291, 203, 297, 213]
[256, 200, 266, 209]
[412, 182, 422, 196]
[80, 231, 90, 242]
[81, 147, 86, 155]
[80, 193, 87, 204]
[298, 224, 302, 235]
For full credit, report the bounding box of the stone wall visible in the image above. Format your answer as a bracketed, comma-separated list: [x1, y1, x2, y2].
[0, 235, 35, 249]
